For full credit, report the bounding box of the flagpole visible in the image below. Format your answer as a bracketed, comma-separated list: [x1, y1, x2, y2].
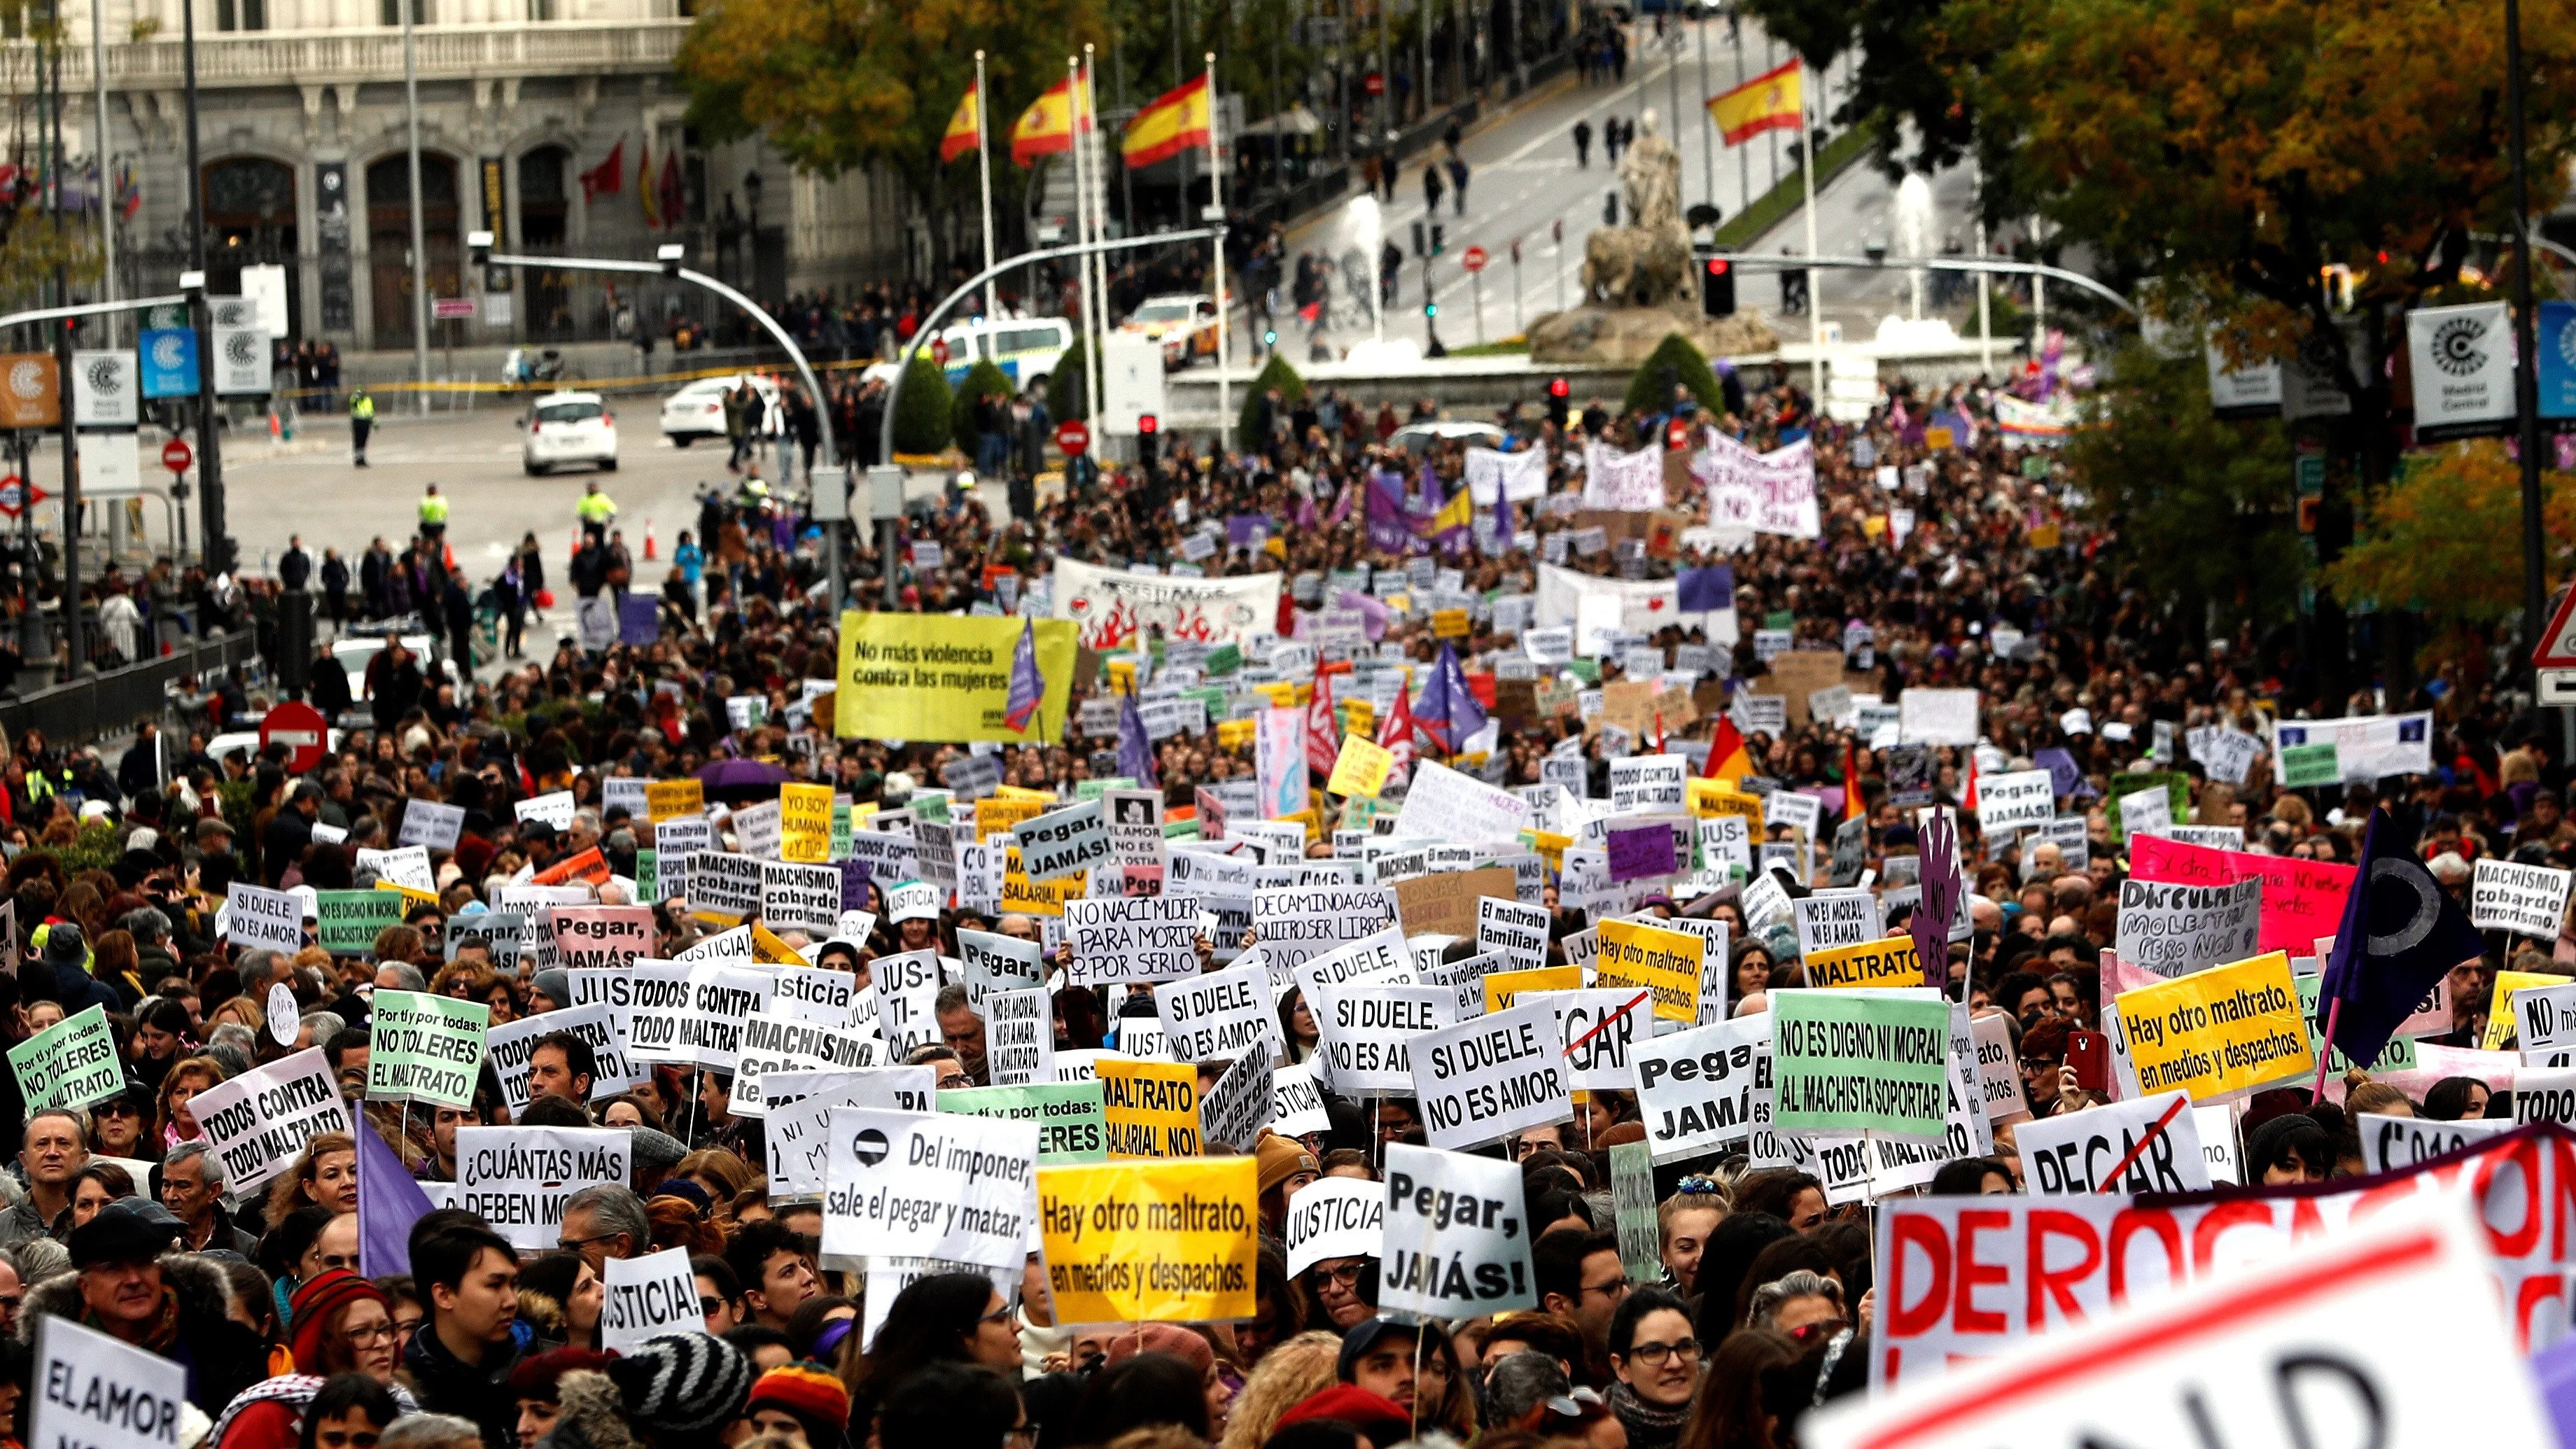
[1086, 47, 1112, 428]
[1205, 52, 1231, 456]
[1799, 59, 1822, 399]
[976, 52, 998, 322]
[1072, 54, 1107, 426]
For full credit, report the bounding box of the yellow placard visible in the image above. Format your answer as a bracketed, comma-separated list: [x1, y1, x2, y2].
[1278, 808, 1322, 842]
[751, 923, 811, 965]
[833, 610, 1079, 743]
[2114, 951, 2314, 1102]
[1433, 608, 1471, 638]
[371, 881, 438, 909]
[1926, 426, 1954, 449]
[1255, 681, 1303, 708]
[1803, 935, 1924, 990]
[780, 782, 834, 864]
[1106, 659, 1139, 692]
[1689, 779, 1765, 827]
[646, 779, 706, 825]
[1595, 918, 1705, 1021]
[1037, 1157, 1258, 1323]
[2488, 969, 2575, 1049]
[1216, 720, 1256, 749]
[1327, 734, 1396, 798]
[1527, 829, 1572, 874]
[1098, 1058, 1201, 1158]
[1002, 853, 1085, 917]
[1342, 699, 1377, 738]
[979, 796, 1047, 841]
[1487, 965, 1581, 1014]
[995, 785, 1056, 803]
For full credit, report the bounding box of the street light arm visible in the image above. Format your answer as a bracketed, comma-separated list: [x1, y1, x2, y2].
[1699, 252, 2139, 317]
[881, 228, 1223, 467]
[0, 293, 194, 333]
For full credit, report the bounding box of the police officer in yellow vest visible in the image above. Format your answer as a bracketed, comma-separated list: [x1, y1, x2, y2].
[419, 484, 449, 544]
[576, 481, 616, 547]
[349, 387, 375, 467]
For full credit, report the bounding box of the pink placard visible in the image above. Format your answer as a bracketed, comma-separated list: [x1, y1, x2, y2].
[2127, 834, 2356, 960]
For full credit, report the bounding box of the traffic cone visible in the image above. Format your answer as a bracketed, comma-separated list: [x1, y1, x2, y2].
[267, 412, 281, 442]
[643, 519, 657, 560]
[570, 525, 580, 560]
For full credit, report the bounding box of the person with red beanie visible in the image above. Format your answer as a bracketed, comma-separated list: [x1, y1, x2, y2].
[740, 1360, 855, 1449]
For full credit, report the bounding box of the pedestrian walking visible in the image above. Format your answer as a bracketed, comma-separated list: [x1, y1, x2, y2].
[1424, 162, 1446, 216]
[347, 387, 374, 467]
[1574, 119, 1592, 167]
[1447, 154, 1469, 216]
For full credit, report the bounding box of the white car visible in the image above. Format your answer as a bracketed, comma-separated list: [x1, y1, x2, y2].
[659, 374, 780, 448]
[331, 634, 436, 699]
[1390, 420, 1509, 456]
[524, 391, 618, 475]
[1121, 295, 1221, 369]
[207, 729, 348, 765]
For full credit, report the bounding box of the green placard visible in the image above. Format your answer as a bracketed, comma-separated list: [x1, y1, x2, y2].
[2295, 972, 2417, 1073]
[365, 989, 491, 1109]
[7, 1004, 119, 1113]
[1205, 644, 1242, 676]
[937, 1081, 1109, 1163]
[830, 802, 853, 860]
[911, 790, 953, 824]
[2107, 770, 2194, 846]
[1609, 1140, 1662, 1283]
[1077, 777, 1139, 802]
[2280, 741, 2342, 790]
[314, 889, 407, 955]
[636, 848, 659, 904]
[1564, 657, 1602, 685]
[1770, 991, 1951, 1138]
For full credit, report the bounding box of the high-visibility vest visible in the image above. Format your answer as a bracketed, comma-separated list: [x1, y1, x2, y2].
[419, 495, 449, 524]
[349, 393, 374, 420]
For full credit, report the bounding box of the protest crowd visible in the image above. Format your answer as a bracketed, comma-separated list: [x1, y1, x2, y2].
[0, 349, 2570, 1449]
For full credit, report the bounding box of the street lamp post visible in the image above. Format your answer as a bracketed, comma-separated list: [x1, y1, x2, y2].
[744, 169, 765, 300]
[2507, 0, 2549, 683]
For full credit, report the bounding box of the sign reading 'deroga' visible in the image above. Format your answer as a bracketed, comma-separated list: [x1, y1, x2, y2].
[2114, 877, 2264, 979]
[33, 1316, 190, 1449]
[2473, 858, 2575, 939]
[600, 1247, 701, 1357]
[1410, 1000, 1574, 1149]
[454, 1126, 632, 1251]
[1378, 1142, 1538, 1319]
[2015, 1090, 2211, 1194]
[1282, 1175, 1385, 1276]
[1630, 1017, 1768, 1163]
[1018, 800, 1113, 881]
[1066, 895, 1201, 986]
[1975, 769, 2057, 832]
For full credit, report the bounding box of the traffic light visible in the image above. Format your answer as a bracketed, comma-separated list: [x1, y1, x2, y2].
[1430, 224, 1446, 255]
[1413, 220, 1427, 258]
[1137, 414, 1158, 469]
[1701, 258, 1737, 318]
[1546, 377, 1570, 428]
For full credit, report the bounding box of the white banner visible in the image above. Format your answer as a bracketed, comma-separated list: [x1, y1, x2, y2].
[1581, 442, 1665, 511]
[2269, 710, 2432, 783]
[1698, 433, 1818, 538]
[1378, 1142, 1540, 1318]
[453, 1126, 632, 1251]
[1535, 564, 1686, 643]
[1053, 557, 1283, 650]
[1466, 446, 1549, 505]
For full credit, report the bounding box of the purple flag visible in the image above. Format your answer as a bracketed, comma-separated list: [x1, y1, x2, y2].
[2320, 808, 2486, 1071]
[1003, 617, 1046, 734]
[1676, 566, 1736, 613]
[1912, 808, 1962, 993]
[358, 1107, 434, 1278]
[2033, 746, 2085, 799]
[1119, 688, 1160, 788]
[1416, 643, 1488, 752]
[1366, 470, 1419, 554]
[1334, 589, 1392, 642]
[1607, 825, 1677, 883]
[1492, 493, 1514, 552]
[839, 858, 874, 913]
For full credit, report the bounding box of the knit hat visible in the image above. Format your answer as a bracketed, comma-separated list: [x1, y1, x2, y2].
[746, 1362, 853, 1448]
[1256, 1134, 1320, 1196]
[1275, 1385, 1413, 1445]
[288, 1269, 388, 1373]
[606, 1331, 755, 1436]
[1101, 1324, 1216, 1379]
[531, 969, 573, 1011]
[41, 923, 84, 970]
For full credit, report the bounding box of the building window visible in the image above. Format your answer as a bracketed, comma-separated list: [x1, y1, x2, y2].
[379, 0, 427, 23]
[527, 0, 555, 18]
[217, 0, 267, 30]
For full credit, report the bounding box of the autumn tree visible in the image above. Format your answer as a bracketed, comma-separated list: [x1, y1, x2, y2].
[2323, 441, 2576, 682]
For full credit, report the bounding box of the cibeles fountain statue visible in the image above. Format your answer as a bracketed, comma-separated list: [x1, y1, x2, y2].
[1528, 108, 1777, 365]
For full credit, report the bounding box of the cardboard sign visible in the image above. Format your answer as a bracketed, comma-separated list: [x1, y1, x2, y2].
[1036, 1157, 1259, 1322]
[2015, 1091, 2211, 1194]
[2114, 877, 2264, 979]
[364, 990, 489, 1108]
[32, 1316, 188, 1449]
[1771, 989, 1951, 1139]
[1378, 1143, 1539, 1319]
[1630, 1016, 1767, 1163]
[1410, 1000, 1574, 1149]
[1066, 895, 1201, 986]
[1595, 918, 1704, 1022]
[2113, 950, 2314, 1101]
[2474, 858, 2575, 939]
[181, 1046, 347, 1194]
[600, 1247, 701, 1356]
[1282, 1175, 1385, 1276]
[454, 1126, 631, 1251]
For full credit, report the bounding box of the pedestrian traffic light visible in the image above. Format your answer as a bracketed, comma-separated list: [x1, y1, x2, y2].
[1263, 328, 1278, 347]
[1546, 377, 1570, 428]
[1701, 258, 1737, 318]
[1136, 413, 1158, 469]
[1413, 220, 1427, 258]
[1425, 299, 1438, 318]
[1431, 225, 1446, 255]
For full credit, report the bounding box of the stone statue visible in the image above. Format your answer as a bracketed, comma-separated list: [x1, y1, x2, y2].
[1581, 108, 1693, 309]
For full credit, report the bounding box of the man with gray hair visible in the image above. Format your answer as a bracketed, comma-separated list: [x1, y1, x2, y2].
[558, 1183, 649, 1274]
[161, 1140, 258, 1255]
[376, 960, 429, 993]
[122, 906, 177, 981]
[1483, 1350, 1593, 1435]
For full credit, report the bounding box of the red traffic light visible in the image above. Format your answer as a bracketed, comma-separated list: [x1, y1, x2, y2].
[1548, 377, 1570, 398]
[1138, 414, 1159, 435]
[1707, 258, 1730, 275]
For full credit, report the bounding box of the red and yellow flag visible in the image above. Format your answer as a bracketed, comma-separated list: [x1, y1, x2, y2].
[1707, 59, 1802, 146]
[638, 134, 660, 227]
[941, 79, 982, 164]
[1121, 73, 1212, 169]
[1011, 76, 1090, 167]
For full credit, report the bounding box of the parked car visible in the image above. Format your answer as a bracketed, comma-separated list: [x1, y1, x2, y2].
[1120, 295, 1221, 370]
[658, 374, 780, 448]
[1390, 419, 1508, 456]
[523, 391, 617, 475]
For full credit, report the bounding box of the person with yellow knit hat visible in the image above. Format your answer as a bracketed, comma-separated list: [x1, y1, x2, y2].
[740, 1360, 854, 1449]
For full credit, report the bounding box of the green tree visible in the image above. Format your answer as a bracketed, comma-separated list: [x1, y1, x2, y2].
[1048, 336, 1091, 422]
[1623, 334, 1725, 416]
[951, 358, 1014, 454]
[2065, 340, 2304, 640]
[892, 353, 956, 456]
[2323, 441, 2576, 678]
[1239, 353, 1305, 440]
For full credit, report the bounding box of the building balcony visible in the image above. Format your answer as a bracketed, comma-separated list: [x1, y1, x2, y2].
[7, 17, 693, 90]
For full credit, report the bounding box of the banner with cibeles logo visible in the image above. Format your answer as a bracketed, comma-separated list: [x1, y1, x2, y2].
[214, 326, 272, 397]
[2407, 300, 2515, 441]
[69, 351, 136, 428]
[0, 353, 58, 429]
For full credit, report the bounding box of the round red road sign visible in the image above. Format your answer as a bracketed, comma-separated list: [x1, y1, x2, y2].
[1462, 246, 1489, 274]
[161, 438, 192, 474]
[1056, 419, 1091, 456]
[1667, 418, 1692, 450]
[260, 700, 330, 774]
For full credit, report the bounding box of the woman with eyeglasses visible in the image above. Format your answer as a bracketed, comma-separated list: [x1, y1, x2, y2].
[208, 1273, 418, 1449]
[1298, 1255, 1377, 1330]
[88, 1083, 153, 1159]
[847, 1271, 1028, 1443]
[1605, 1287, 1700, 1449]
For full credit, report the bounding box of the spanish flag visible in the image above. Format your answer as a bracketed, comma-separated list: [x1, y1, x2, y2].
[1421, 484, 1473, 539]
[638, 134, 659, 227]
[941, 80, 983, 164]
[1707, 59, 1802, 147]
[1122, 73, 1212, 169]
[1011, 76, 1088, 167]
[1702, 716, 1752, 784]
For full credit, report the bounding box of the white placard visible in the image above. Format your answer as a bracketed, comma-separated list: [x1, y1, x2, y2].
[2117, 786, 2173, 841]
[2354, 1111, 2512, 1175]
[1630, 1016, 1766, 1162]
[1791, 890, 1884, 958]
[1314, 985, 1449, 1096]
[1408, 1000, 1574, 1149]
[33, 1317, 188, 1449]
[2013, 1091, 2211, 1194]
[484, 1003, 644, 1114]
[2113, 877, 2264, 980]
[1378, 1142, 1540, 1319]
[2472, 858, 2574, 939]
[1282, 1175, 1385, 1276]
[986, 987, 1057, 1086]
[1154, 960, 1282, 1064]
[600, 1247, 701, 1355]
[453, 1126, 633, 1252]
[1897, 688, 1980, 746]
[1476, 896, 1551, 974]
[822, 1107, 1038, 1268]
[225, 881, 304, 951]
[1017, 800, 1114, 881]
[186, 1046, 347, 1194]
[1975, 769, 2056, 832]
[1065, 895, 1202, 986]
